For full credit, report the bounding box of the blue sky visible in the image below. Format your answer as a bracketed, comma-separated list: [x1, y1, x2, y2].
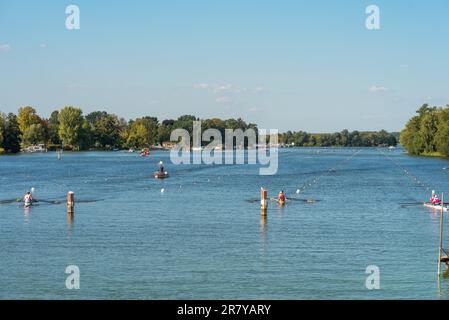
[1, 0, 449, 132]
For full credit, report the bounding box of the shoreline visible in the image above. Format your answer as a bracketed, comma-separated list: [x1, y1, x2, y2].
[2, 145, 403, 156]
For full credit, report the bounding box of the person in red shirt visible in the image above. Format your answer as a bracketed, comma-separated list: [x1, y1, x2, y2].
[278, 191, 286, 203]
[430, 191, 441, 205]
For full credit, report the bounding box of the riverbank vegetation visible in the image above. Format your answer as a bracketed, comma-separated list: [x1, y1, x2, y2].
[279, 129, 396, 147]
[400, 104, 449, 157]
[0, 106, 397, 154]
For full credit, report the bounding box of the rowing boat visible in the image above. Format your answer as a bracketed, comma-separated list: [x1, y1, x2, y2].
[154, 171, 169, 179]
[270, 198, 286, 205]
[423, 203, 448, 212]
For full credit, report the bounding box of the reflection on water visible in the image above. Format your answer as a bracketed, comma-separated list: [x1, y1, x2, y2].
[67, 212, 74, 229]
[438, 269, 449, 297]
[259, 214, 267, 256]
[23, 206, 31, 224]
[259, 214, 267, 236]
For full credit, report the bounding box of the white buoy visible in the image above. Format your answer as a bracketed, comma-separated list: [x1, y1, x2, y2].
[161, 188, 165, 193]
[30, 187, 35, 194]
[296, 189, 300, 194]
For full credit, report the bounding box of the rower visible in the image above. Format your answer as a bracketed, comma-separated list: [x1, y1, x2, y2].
[159, 161, 164, 173]
[23, 192, 33, 206]
[430, 191, 441, 205]
[278, 190, 286, 203]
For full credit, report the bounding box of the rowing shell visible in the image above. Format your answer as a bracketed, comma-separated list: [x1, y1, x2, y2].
[270, 198, 286, 205]
[423, 203, 448, 212]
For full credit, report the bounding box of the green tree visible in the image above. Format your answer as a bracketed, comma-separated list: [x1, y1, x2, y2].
[2, 113, 21, 153]
[0, 113, 5, 152]
[400, 116, 423, 155]
[79, 119, 93, 150]
[48, 110, 61, 145]
[58, 106, 84, 149]
[419, 111, 439, 153]
[86, 111, 123, 149]
[157, 122, 172, 145]
[126, 120, 150, 148]
[17, 106, 45, 146]
[22, 123, 46, 145]
[434, 107, 449, 156]
[340, 129, 350, 146]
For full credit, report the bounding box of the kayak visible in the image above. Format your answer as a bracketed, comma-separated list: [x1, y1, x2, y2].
[424, 203, 448, 212]
[154, 171, 169, 179]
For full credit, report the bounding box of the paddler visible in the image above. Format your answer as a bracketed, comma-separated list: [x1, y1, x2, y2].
[278, 190, 286, 203]
[159, 161, 164, 173]
[23, 192, 33, 206]
[430, 191, 441, 205]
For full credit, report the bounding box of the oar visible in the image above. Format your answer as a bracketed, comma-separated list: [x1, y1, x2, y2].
[0, 199, 22, 204]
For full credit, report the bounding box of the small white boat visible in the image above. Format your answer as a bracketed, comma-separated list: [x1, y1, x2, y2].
[424, 203, 448, 212]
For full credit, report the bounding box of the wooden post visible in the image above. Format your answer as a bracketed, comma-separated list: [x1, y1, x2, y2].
[438, 192, 444, 277]
[260, 188, 268, 215]
[67, 191, 74, 214]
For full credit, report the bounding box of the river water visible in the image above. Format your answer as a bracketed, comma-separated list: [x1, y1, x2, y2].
[1, 147, 449, 299]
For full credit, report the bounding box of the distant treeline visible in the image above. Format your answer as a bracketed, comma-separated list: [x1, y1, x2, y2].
[0, 106, 397, 154]
[0, 106, 257, 153]
[279, 129, 397, 147]
[400, 104, 449, 156]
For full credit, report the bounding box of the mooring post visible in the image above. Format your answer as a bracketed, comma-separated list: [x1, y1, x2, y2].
[438, 192, 444, 277]
[260, 188, 268, 215]
[67, 191, 74, 214]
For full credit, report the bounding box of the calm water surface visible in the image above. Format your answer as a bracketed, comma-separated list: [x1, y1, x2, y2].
[1, 148, 449, 299]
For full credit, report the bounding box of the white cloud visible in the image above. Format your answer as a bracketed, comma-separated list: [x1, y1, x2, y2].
[0, 44, 11, 53]
[39, 44, 47, 48]
[249, 106, 259, 112]
[193, 83, 210, 89]
[215, 96, 231, 104]
[213, 84, 233, 93]
[193, 83, 265, 95]
[369, 85, 389, 93]
[252, 86, 265, 93]
[399, 64, 409, 68]
[147, 100, 159, 105]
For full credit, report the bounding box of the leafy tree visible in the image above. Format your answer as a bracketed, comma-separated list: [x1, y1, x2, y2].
[157, 122, 172, 145]
[126, 120, 150, 148]
[22, 123, 46, 145]
[79, 119, 93, 150]
[173, 115, 197, 135]
[0, 113, 5, 151]
[434, 107, 449, 156]
[48, 111, 61, 145]
[418, 111, 439, 153]
[17, 106, 45, 146]
[58, 106, 84, 149]
[86, 111, 123, 149]
[400, 104, 449, 155]
[340, 129, 350, 146]
[2, 113, 21, 153]
[400, 116, 423, 155]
